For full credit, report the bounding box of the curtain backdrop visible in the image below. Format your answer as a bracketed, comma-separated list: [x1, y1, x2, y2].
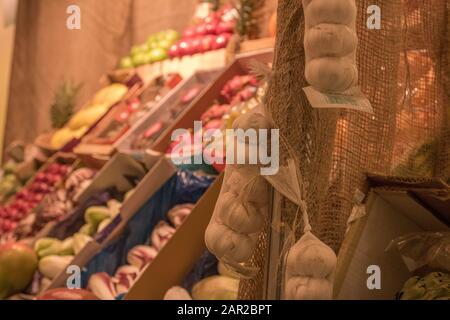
[4, 0, 198, 147]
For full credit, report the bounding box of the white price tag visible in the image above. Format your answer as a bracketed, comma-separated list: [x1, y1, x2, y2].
[303, 86, 374, 114]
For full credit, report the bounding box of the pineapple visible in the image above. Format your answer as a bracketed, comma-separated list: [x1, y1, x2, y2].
[50, 81, 81, 129]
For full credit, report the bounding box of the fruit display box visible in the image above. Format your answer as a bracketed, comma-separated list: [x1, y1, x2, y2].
[34, 79, 143, 155]
[114, 48, 230, 88]
[152, 49, 274, 153]
[46, 156, 177, 290]
[125, 174, 223, 300]
[0, 153, 77, 237]
[73, 72, 186, 157]
[334, 175, 450, 300]
[115, 70, 223, 156]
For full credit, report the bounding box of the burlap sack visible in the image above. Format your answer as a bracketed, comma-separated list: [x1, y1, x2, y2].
[239, 0, 449, 300]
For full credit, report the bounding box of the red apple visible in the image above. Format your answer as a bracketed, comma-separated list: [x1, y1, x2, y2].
[127, 99, 140, 113]
[205, 21, 219, 35]
[195, 24, 207, 36]
[182, 26, 196, 39]
[212, 33, 232, 50]
[216, 20, 236, 35]
[191, 37, 203, 54]
[201, 35, 215, 52]
[168, 43, 180, 58]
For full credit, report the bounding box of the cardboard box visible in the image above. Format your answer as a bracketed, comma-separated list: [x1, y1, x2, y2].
[125, 174, 223, 300]
[334, 176, 450, 300]
[47, 157, 177, 290]
[152, 49, 274, 153]
[116, 70, 222, 156]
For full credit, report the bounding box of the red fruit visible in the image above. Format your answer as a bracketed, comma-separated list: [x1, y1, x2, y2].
[34, 172, 47, 183]
[205, 21, 219, 35]
[181, 86, 201, 104]
[191, 37, 203, 54]
[116, 111, 130, 123]
[204, 12, 219, 24]
[195, 24, 207, 36]
[201, 35, 215, 52]
[37, 288, 99, 300]
[183, 39, 197, 56]
[127, 99, 140, 113]
[169, 43, 180, 58]
[33, 193, 44, 203]
[144, 122, 164, 139]
[212, 33, 232, 50]
[178, 40, 189, 56]
[182, 26, 196, 39]
[216, 20, 236, 35]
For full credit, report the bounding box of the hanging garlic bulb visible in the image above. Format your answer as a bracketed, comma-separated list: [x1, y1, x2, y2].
[205, 111, 271, 277]
[284, 200, 337, 300]
[303, 0, 359, 93]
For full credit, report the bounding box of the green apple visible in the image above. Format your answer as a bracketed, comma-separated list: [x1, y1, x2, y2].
[132, 52, 147, 66]
[157, 39, 173, 50]
[130, 45, 142, 57]
[163, 29, 180, 42]
[119, 56, 134, 69]
[150, 48, 168, 62]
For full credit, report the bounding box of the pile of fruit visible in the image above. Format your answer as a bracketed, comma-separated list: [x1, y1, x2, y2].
[0, 143, 48, 205]
[130, 83, 204, 151]
[168, 5, 237, 59]
[119, 30, 181, 69]
[33, 199, 124, 293]
[397, 272, 450, 300]
[87, 204, 194, 300]
[0, 162, 71, 236]
[92, 74, 182, 145]
[166, 74, 263, 173]
[22, 168, 98, 237]
[51, 84, 129, 149]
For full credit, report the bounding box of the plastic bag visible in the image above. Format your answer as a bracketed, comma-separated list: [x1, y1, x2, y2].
[81, 170, 215, 288]
[386, 232, 450, 272]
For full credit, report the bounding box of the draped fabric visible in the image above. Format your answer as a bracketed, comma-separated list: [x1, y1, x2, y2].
[5, 0, 197, 147]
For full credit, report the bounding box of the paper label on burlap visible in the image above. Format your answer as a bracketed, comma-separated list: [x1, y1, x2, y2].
[303, 86, 374, 114]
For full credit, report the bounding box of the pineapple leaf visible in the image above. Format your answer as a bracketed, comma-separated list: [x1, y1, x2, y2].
[50, 81, 81, 129]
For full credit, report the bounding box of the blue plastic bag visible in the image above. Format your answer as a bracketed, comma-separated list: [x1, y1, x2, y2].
[81, 170, 215, 288]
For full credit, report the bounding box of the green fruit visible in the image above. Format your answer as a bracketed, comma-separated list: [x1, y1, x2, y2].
[131, 45, 142, 57]
[132, 52, 147, 67]
[163, 29, 180, 42]
[147, 39, 159, 50]
[0, 243, 38, 300]
[144, 52, 154, 65]
[3, 161, 17, 174]
[79, 224, 96, 236]
[119, 56, 134, 69]
[57, 237, 75, 256]
[157, 39, 172, 50]
[84, 206, 111, 229]
[149, 48, 168, 63]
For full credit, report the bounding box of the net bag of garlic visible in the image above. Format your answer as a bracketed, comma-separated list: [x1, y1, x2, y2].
[302, 0, 372, 113]
[205, 111, 273, 279]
